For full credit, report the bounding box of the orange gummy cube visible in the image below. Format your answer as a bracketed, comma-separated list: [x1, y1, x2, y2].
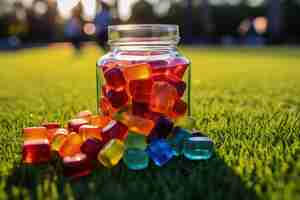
[23, 127, 47, 141]
[120, 112, 154, 136]
[51, 133, 68, 151]
[59, 132, 83, 157]
[122, 63, 151, 81]
[90, 115, 111, 128]
[150, 81, 177, 114]
[79, 125, 102, 141]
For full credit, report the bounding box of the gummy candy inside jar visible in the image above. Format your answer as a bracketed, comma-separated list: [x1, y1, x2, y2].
[96, 24, 191, 138]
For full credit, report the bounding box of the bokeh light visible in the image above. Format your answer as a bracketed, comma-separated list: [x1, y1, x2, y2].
[57, 0, 80, 18]
[118, 0, 139, 21]
[83, 23, 96, 35]
[34, 1, 48, 16]
[154, 0, 171, 17]
[254, 17, 268, 34]
[81, 0, 96, 21]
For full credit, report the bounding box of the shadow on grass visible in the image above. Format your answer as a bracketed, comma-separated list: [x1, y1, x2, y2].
[5, 152, 259, 200]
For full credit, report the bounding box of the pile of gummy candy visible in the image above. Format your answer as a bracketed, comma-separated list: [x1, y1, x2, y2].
[22, 110, 213, 178]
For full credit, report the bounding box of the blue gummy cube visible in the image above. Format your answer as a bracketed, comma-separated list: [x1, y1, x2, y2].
[183, 136, 213, 160]
[169, 127, 192, 156]
[146, 139, 173, 166]
[148, 117, 173, 142]
[123, 148, 149, 170]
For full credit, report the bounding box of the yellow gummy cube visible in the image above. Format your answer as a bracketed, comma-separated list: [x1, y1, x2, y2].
[97, 139, 125, 168]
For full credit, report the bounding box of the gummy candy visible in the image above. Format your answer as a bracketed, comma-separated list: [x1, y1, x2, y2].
[123, 63, 151, 81]
[123, 149, 149, 170]
[150, 81, 177, 114]
[97, 139, 125, 168]
[23, 127, 47, 141]
[104, 68, 126, 90]
[68, 118, 89, 133]
[125, 132, 147, 150]
[183, 136, 213, 160]
[146, 139, 173, 167]
[101, 120, 128, 142]
[81, 138, 105, 159]
[22, 139, 51, 164]
[63, 153, 93, 178]
[117, 112, 154, 136]
[59, 132, 83, 157]
[79, 125, 102, 141]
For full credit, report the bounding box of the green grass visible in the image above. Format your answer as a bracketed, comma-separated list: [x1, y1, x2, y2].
[0, 45, 300, 200]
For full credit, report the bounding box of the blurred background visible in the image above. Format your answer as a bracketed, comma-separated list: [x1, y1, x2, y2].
[0, 0, 299, 50]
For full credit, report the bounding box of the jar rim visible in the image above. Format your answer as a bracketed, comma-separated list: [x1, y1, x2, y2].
[109, 24, 178, 32]
[108, 24, 180, 46]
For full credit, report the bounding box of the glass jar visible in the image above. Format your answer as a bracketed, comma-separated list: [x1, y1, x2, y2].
[96, 24, 191, 136]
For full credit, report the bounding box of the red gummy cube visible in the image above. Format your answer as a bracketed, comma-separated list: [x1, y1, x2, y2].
[152, 74, 186, 97]
[149, 60, 168, 75]
[129, 79, 153, 103]
[168, 58, 189, 79]
[105, 88, 129, 109]
[102, 120, 128, 142]
[150, 81, 177, 114]
[22, 139, 51, 164]
[42, 122, 60, 141]
[99, 97, 116, 116]
[171, 99, 187, 118]
[63, 153, 93, 179]
[68, 118, 89, 133]
[42, 122, 60, 129]
[132, 101, 150, 117]
[80, 138, 105, 159]
[104, 68, 126, 90]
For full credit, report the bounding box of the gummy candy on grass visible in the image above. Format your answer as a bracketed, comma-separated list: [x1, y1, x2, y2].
[21, 110, 213, 177]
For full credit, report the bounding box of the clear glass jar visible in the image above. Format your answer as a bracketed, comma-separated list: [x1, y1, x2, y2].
[96, 24, 191, 135]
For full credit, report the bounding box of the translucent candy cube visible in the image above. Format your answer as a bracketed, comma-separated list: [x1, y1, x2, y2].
[168, 127, 191, 156]
[23, 127, 47, 141]
[125, 132, 147, 150]
[101, 120, 128, 142]
[68, 118, 88, 133]
[123, 148, 149, 170]
[97, 139, 125, 168]
[150, 81, 177, 114]
[123, 63, 151, 81]
[79, 125, 102, 141]
[63, 153, 93, 178]
[59, 132, 83, 157]
[81, 138, 105, 159]
[183, 136, 213, 160]
[22, 139, 51, 164]
[104, 68, 126, 90]
[146, 139, 173, 167]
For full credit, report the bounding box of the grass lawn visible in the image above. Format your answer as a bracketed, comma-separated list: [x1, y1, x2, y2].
[0, 45, 299, 200]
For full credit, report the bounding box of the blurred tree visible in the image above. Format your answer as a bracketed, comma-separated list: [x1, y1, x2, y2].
[183, 0, 193, 43]
[201, 0, 213, 35]
[130, 0, 156, 24]
[267, 0, 282, 43]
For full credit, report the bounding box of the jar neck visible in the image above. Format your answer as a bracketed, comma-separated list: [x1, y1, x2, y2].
[110, 44, 177, 52]
[109, 44, 179, 61]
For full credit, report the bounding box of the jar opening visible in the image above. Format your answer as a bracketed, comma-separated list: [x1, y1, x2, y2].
[108, 24, 180, 46]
